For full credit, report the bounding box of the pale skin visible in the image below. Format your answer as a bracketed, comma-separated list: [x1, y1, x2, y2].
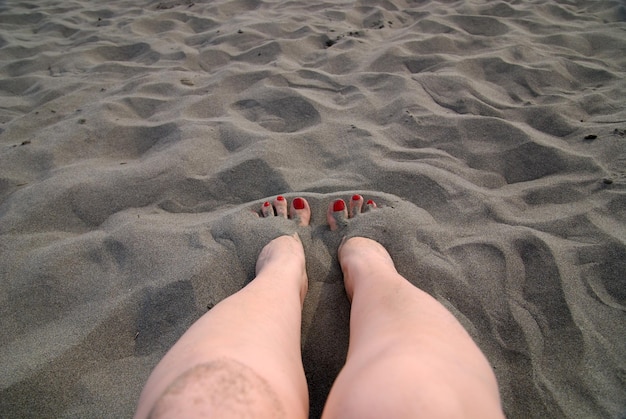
[134, 195, 505, 419]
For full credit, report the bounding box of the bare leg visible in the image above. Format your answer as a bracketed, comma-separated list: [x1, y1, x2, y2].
[322, 196, 504, 419]
[135, 196, 311, 419]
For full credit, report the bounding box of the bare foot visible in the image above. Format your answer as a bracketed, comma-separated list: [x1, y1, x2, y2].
[257, 196, 312, 302]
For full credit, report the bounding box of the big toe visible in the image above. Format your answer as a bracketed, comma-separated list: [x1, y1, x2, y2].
[290, 197, 311, 226]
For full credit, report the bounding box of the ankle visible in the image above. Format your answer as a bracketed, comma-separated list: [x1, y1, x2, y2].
[339, 237, 399, 300]
[339, 237, 396, 272]
[255, 235, 308, 302]
[256, 235, 306, 274]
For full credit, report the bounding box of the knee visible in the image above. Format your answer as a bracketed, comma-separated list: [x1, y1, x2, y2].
[323, 357, 503, 419]
[146, 359, 286, 419]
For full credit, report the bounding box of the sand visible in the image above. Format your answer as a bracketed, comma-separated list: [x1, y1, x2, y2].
[1, 0, 625, 417]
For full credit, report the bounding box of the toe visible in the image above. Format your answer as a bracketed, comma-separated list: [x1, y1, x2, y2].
[327, 199, 348, 231]
[274, 195, 288, 218]
[261, 201, 274, 217]
[290, 197, 311, 226]
[364, 198, 377, 212]
[349, 194, 364, 218]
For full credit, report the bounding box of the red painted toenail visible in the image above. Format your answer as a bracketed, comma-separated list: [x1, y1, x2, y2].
[277, 196, 285, 201]
[293, 197, 305, 210]
[367, 199, 374, 205]
[352, 194, 361, 201]
[333, 199, 345, 212]
[263, 201, 271, 207]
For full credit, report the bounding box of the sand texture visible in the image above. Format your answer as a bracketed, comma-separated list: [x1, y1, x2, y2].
[1, 0, 625, 417]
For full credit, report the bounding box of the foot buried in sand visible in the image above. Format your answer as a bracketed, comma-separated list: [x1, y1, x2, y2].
[256, 195, 311, 301]
[260, 195, 311, 227]
[326, 194, 377, 230]
[325, 194, 395, 302]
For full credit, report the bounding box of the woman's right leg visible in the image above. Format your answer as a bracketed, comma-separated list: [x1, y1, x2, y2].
[321, 197, 504, 419]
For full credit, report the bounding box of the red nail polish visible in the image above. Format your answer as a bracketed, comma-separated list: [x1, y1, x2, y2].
[277, 195, 285, 201]
[367, 199, 374, 205]
[293, 197, 305, 210]
[263, 201, 271, 207]
[352, 194, 361, 201]
[333, 199, 345, 212]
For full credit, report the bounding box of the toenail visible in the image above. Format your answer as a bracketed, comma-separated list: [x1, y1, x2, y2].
[352, 194, 361, 201]
[263, 201, 271, 207]
[293, 197, 305, 210]
[367, 199, 375, 205]
[277, 196, 285, 201]
[333, 199, 346, 212]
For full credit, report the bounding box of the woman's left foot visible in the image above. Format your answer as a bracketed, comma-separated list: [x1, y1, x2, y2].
[327, 194, 377, 231]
